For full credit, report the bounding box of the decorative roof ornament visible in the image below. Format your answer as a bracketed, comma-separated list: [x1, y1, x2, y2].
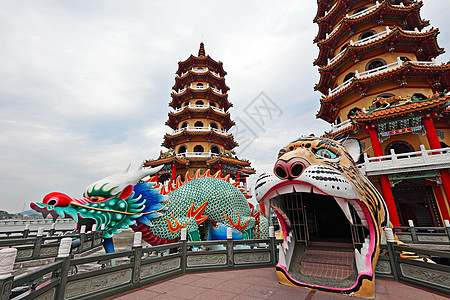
[198, 42, 206, 56]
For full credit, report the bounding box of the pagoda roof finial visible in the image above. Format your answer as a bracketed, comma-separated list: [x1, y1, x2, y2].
[198, 42, 206, 56]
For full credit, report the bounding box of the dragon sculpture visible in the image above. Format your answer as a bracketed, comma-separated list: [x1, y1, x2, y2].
[31, 164, 268, 252]
[255, 136, 389, 299]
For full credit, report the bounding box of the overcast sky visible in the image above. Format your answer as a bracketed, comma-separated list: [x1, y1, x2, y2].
[1, 1, 449, 213]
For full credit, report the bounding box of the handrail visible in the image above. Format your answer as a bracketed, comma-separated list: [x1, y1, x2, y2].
[346, 1, 380, 19]
[173, 84, 224, 95]
[172, 104, 225, 114]
[330, 119, 352, 133]
[176, 152, 219, 158]
[171, 126, 230, 136]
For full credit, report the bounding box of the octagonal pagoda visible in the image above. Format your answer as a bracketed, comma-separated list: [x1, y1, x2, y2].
[145, 43, 255, 184]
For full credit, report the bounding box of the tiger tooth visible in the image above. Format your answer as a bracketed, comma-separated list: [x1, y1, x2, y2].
[263, 199, 271, 219]
[286, 235, 291, 243]
[293, 184, 310, 193]
[276, 185, 293, 195]
[334, 197, 353, 225]
[313, 187, 326, 195]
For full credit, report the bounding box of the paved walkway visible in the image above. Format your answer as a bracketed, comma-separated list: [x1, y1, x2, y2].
[107, 267, 448, 300]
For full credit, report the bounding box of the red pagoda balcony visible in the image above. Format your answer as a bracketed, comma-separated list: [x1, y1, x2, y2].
[170, 126, 231, 136]
[172, 103, 226, 114]
[329, 58, 436, 96]
[173, 84, 225, 95]
[176, 152, 219, 158]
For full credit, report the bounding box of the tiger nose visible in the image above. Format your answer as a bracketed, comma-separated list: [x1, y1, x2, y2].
[274, 158, 310, 181]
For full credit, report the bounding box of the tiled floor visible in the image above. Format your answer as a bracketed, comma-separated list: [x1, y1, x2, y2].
[301, 249, 354, 279]
[107, 267, 448, 300]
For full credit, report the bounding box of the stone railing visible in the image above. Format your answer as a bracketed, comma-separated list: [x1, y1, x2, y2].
[172, 104, 225, 114]
[0, 224, 103, 262]
[173, 84, 224, 95]
[358, 145, 450, 176]
[176, 152, 219, 158]
[330, 119, 353, 134]
[2, 228, 280, 300]
[171, 126, 231, 136]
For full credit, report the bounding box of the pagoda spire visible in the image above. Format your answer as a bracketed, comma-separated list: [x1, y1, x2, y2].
[198, 42, 205, 56]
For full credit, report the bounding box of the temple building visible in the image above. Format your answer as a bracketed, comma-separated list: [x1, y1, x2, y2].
[144, 43, 255, 185]
[314, 0, 450, 227]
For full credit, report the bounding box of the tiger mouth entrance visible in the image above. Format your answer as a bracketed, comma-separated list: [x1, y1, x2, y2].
[281, 192, 367, 247]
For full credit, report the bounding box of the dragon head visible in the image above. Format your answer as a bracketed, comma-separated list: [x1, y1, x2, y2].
[31, 164, 164, 240]
[255, 136, 388, 298]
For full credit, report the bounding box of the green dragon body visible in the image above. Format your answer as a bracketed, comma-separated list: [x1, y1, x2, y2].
[31, 165, 268, 252]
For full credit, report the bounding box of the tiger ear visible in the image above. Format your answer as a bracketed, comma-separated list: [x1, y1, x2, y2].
[339, 138, 361, 162]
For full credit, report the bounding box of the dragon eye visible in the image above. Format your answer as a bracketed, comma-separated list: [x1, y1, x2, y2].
[90, 196, 105, 202]
[316, 148, 338, 159]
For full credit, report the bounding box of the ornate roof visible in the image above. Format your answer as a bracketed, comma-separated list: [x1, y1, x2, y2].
[175, 44, 226, 77]
[172, 69, 230, 92]
[169, 86, 232, 110]
[350, 94, 450, 122]
[314, 1, 428, 65]
[166, 107, 235, 130]
[315, 28, 442, 93]
[317, 62, 450, 122]
[162, 130, 238, 150]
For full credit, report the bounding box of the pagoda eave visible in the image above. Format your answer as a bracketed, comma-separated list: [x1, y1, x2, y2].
[176, 55, 226, 77]
[144, 156, 189, 168]
[206, 156, 252, 167]
[172, 71, 230, 92]
[318, 28, 442, 76]
[350, 94, 450, 123]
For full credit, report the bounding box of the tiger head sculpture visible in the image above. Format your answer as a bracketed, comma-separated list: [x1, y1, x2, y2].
[255, 136, 389, 298]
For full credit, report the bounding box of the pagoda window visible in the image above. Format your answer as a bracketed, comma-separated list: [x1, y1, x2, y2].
[384, 141, 414, 156]
[210, 122, 218, 129]
[194, 145, 204, 153]
[353, 7, 367, 15]
[209, 101, 216, 107]
[211, 145, 220, 154]
[400, 57, 411, 62]
[183, 102, 190, 107]
[336, 116, 341, 124]
[347, 107, 362, 119]
[359, 30, 376, 41]
[366, 58, 386, 71]
[197, 67, 204, 70]
[196, 83, 204, 88]
[340, 43, 349, 53]
[343, 72, 355, 82]
[195, 100, 204, 106]
[178, 145, 187, 154]
[412, 93, 427, 101]
[194, 121, 204, 127]
[181, 122, 188, 129]
[377, 93, 395, 99]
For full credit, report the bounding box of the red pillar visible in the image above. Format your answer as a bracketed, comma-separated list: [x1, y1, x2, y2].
[218, 164, 222, 173]
[171, 165, 177, 181]
[154, 171, 159, 183]
[242, 176, 247, 184]
[423, 114, 450, 220]
[366, 125, 401, 227]
[236, 169, 240, 183]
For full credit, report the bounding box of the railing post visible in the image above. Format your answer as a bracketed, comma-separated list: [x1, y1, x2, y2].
[23, 223, 30, 238]
[77, 225, 86, 254]
[420, 144, 430, 163]
[226, 227, 234, 268]
[180, 228, 187, 274]
[445, 220, 450, 241]
[32, 227, 44, 259]
[132, 232, 142, 285]
[384, 228, 399, 280]
[390, 149, 398, 167]
[49, 222, 56, 236]
[408, 220, 419, 244]
[269, 226, 277, 266]
[54, 238, 72, 300]
[0, 248, 17, 300]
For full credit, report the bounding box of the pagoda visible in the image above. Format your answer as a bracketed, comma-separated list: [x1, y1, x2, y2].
[314, 0, 450, 227]
[145, 43, 255, 184]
